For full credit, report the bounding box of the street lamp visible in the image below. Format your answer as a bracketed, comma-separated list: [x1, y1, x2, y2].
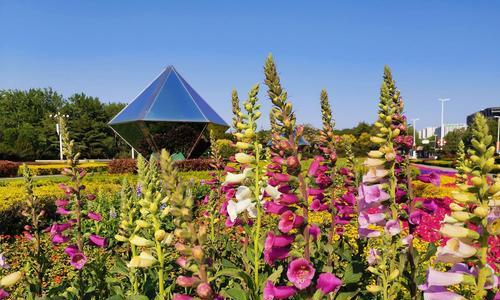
[495, 116, 500, 154]
[49, 112, 69, 161]
[438, 98, 451, 149]
[411, 118, 419, 158]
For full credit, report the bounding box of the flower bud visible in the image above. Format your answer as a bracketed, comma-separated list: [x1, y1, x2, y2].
[114, 234, 129, 242]
[176, 276, 200, 288]
[367, 285, 382, 294]
[451, 211, 473, 222]
[235, 142, 252, 150]
[388, 269, 399, 281]
[129, 235, 155, 247]
[370, 136, 386, 144]
[136, 220, 150, 228]
[368, 150, 384, 158]
[196, 283, 213, 299]
[471, 177, 483, 187]
[449, 203, 465, 211]
[286, 156, 299, 169]
[473, 206, 489, 218]
[235, 153, 255, 164]
[440, 224, 479, 239]
[192, 246, 204, 261]
[154, 230, 166, 241]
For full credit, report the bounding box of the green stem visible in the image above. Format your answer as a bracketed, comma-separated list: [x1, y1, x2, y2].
[253, 141, 261, 291]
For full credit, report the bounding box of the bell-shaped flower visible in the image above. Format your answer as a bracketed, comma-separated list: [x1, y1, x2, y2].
[89, 234, 107, 248]
[70, 251, 87, 270]
[440, 224, 479, 239]
[263, 281, 297, 300]
[436, 238, 476, 263]
[425, 268, 472, 287]
[264, 184, 282, 200]
[0, 271, 22, 288]
[223, 168, 252, 185]
[129, 235, 155, 247]
[278, 193, 299, 205]
[87, 212, 102, 222]
[316, 272, 342, 294]
[286, 258, 315, 290]
[385, 219, 401, 236]
[264, 201, 288, 215]
[0, 289, 9, 299]
[176, 276, 201, 288]
[419, 284, 466, 300]
[235, 153, 255, 164]
[359, 184, 390, 206]
[310, 199, 328, 212]
[264, 233, 294, 265]
[278, 210, 304, 233]
[362, 167, 388, 183]
[127, 251, 157, 268]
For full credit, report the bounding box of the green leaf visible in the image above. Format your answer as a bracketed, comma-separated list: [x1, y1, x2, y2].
[212, 268, 255, 291]
[224, 287, 248, 300]
[335, 291, 358, 300]
[423, 243, 437, 262]
[343, 265, 362, 284]
[312, 290, 324, 300]
[265, 265, 283, 283]
[126, 295, 149, 300]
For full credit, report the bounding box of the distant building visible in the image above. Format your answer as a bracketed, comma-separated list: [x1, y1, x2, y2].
[467, 107, 500, 125]
[435, 123, 467, 139]
[418, 127, 437, 140]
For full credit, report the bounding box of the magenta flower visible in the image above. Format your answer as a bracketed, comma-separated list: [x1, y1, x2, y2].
[278, 193, 299, 205]
[70, 251, 87, 269]
[307, 156, 323, 176]
[64, 245, 79, 257]
[176, 257, 188, 269]
[273, 173, 291, 183]
[316, 272, 342, 294]
[89, 234, 107, 248]
[56, 207, 72, 215]
[196, 283, 213, 298]
[263, 281, 297, 300]
[264, 233, 294, 265]
[417, 172, 440, 186]
[309, 224, 320, 240]
[286, 258, 315, 290]
[0, 289, 9, 300]
[310, 199, 328, 211]
[55, 199, 69, 207]
[264, 201, 288, 215]
[358, 227, 381, 238]
[278, 211, 304, 233]
[87, 212, 102, 222]
[52, 233, 69, 244]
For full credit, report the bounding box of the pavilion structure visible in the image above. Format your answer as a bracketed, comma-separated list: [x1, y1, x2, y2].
[109, 66, 229, 159]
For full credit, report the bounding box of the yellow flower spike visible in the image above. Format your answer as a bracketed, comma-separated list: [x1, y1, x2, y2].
[114, 234, 129, 242]
[440, 224, 479, 239]
[473, 206, 489, 218]
[367, 285, 382, 294]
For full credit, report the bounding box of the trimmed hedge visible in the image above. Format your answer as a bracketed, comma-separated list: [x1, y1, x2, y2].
[173, 159, 218, 171]
[0, 160, 19, 177]
[109, 158, 137, 174]
[17, 162, 108, 176]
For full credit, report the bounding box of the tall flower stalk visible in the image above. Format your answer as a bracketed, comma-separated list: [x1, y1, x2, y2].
[421, 113, 499, 299]
[263, 55, 342, 299]
[222, 84, 265, 291]
[21, 164, 48, 297]
[359, 66, 406, 299]
[50, 116, 104, 299]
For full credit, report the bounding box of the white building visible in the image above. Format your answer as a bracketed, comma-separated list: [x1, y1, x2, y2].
[418, 127, 437, 140]
[435, 123, 467, 139]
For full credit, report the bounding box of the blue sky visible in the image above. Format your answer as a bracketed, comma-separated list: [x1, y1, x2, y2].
[1, 1, 499, 130]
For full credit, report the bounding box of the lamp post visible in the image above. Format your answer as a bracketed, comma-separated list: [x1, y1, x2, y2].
[49, 112, 69, 161]
[438, 98, 450, 149]
[495, 116, 500, 154]
[411, 118, 419, 158]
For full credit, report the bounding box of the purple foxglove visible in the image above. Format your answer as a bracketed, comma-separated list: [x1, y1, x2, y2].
[87, 211, 102, 221]
[52, 233, 69, 244]
[263, 281, 297, 300]
[419, 284, 466, 300]
[176, 276, 200, 288]
[173, 294, 193, 300]
[367, 248, 381, 265]
[310, 199, 328, 212]
[278, 210, 304, 233]
[0, 253, 9, 269]
[286, 258, 315, 290]
[316, 272, 342, 294]
[89, 234, 107, 248]
[264, 201, 288, 215]
[70, 251, 87, 270]
[0, 289, 8, 300]
[359, 184, 390, 205]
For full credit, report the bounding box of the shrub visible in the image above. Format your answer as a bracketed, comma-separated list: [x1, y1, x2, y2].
[173, 158, 217, 171]
[216, 139, 236, 158]
[108, 158, 137, 174]
[0, 160, 19, 177]
[17, 162, 108, 176]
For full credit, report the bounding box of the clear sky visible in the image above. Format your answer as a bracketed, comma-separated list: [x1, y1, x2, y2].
[1, 1, 499, 130]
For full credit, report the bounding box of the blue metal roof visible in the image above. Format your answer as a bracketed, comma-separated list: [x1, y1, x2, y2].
[109, 66, 228, 127]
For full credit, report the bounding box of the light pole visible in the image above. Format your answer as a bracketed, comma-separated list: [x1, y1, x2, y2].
[495, 116, 500, 154]
[411, 118, 419, 158]
[438, 98, 450, 149]
[49, 112, 69, 161]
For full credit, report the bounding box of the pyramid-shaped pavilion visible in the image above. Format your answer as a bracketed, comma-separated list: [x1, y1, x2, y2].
[109, 66, 229, 158]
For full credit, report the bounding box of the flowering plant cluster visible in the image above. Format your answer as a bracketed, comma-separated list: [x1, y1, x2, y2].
[0, 55, 498, 300]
